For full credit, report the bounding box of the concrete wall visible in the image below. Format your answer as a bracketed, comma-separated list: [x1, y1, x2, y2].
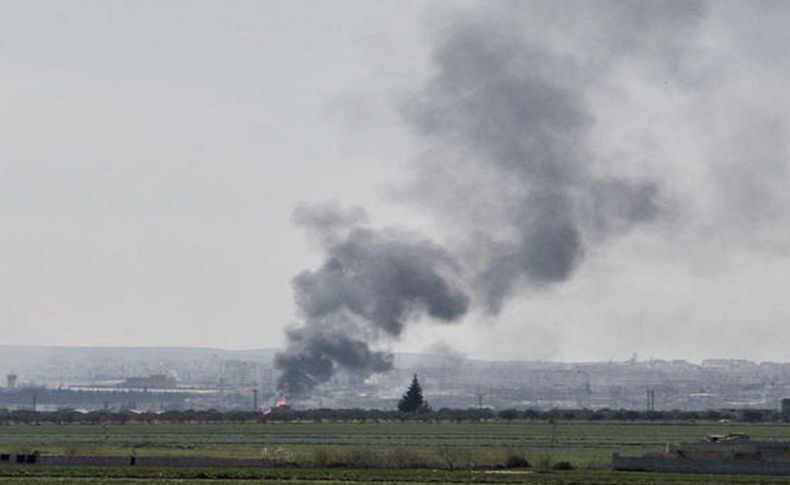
[613, 455, 790, 475]
[0, 454, 279, 468]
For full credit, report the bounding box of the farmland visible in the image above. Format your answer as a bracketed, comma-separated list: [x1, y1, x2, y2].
[3, 420, 790, 483]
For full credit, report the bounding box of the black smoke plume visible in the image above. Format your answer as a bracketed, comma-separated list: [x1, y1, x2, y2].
[276, 2, 697, 393]
[276, 204, 469, 395]
[403, 9, 662, 310]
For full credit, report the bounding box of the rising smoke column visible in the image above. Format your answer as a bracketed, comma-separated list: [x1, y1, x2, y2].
[402, 8, 669, 310]
[276, 2, 705, 392]
[275, 204, 469, 395]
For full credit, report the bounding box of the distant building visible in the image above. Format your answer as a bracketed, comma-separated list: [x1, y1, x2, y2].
[701, 359, 752, 370]
[781, 398, 790, 421]
[720, 408, 778, 422]
[121, 374, 177, 390]
[5, 373, 16, 389]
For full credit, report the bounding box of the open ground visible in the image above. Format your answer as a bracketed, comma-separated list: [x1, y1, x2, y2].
[3, 420, 790, 483]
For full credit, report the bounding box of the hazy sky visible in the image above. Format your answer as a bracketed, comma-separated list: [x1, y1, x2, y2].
[4, 1, 790, 363]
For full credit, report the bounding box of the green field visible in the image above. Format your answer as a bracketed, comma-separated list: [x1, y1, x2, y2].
[5, 467, 790, 484]
[3, 420, 790, 483]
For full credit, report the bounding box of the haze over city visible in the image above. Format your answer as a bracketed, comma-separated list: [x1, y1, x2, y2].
[3, 0, 790, 366]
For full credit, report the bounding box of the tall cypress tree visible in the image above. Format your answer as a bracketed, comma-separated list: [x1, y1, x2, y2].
[398, 374, 428, 412]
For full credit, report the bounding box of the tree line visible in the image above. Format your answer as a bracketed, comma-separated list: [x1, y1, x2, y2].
[0, 407, 780, 424]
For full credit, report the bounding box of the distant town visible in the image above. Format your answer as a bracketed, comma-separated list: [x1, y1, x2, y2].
[1, 346, 790, 414]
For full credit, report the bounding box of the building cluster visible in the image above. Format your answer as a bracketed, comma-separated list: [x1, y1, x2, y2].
[2, 347, 790, 413]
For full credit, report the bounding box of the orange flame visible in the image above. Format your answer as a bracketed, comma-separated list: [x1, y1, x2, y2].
[275, 395, 288, 407]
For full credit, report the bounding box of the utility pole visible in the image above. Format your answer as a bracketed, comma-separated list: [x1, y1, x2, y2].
[252, 389, 259, 411]
[646, 388, 655, 412]
[476, 386, 486, 409]
[549, 419, 558, 446]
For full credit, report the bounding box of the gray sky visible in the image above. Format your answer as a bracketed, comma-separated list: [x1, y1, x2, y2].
[3, 1, 790, 363]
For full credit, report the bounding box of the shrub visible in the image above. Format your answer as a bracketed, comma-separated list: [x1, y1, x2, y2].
[261, 446, 295, 464]
[387, 447, 429, 469]
[497, 409, 521, 421]
[312, 447, 340, 467]
[552, 461, 574, 470]
[503, 454, 530, 468]
[343, 447, 383, 468]
[436, 445, 475, 470]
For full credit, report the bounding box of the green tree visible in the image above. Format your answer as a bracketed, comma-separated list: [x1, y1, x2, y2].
[398, 374, 429, 413]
